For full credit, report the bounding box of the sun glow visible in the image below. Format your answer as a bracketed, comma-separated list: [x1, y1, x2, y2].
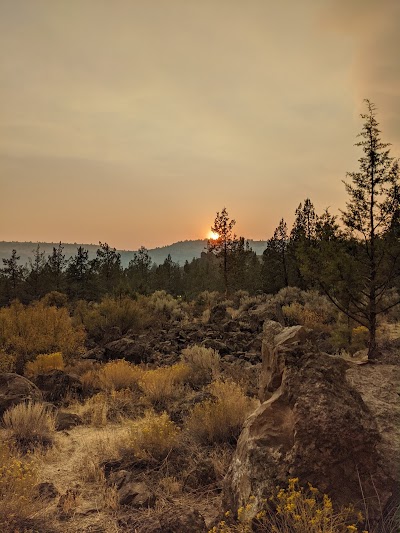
[207, 230, 219, 240]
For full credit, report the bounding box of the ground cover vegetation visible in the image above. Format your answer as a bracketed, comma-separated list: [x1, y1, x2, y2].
[0, 103, 398, 531]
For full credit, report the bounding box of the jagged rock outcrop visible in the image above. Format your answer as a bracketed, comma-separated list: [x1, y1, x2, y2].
[0, 373, 42, 415]
[34, 370, 83, 403]
[223, 321, 399, 523]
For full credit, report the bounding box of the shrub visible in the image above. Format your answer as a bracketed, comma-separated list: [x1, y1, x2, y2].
[186, 380, 258, 444]
[0, 442, 41, 530]
[351, 326, 369, 352]
[98, 359, 143, 391]
[73, 296, 149, 342]
[139, 363, 190, 409]
[3, 402, 56, 449]
[80, 389, 142, 425]
[181, 345, 220, 388]
[211, 478, 365, 532]
[78, 388, 142, 425]
[0, 350, 16, 372]
[79, 393, 109, 427]
[147, 290, 185, 319]
[25, 351, 64, 378]
[0, 300, 85, 368]
[129, 410, 180, 461]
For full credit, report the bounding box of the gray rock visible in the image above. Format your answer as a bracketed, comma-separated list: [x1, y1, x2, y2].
[0, 373, 42, 416]
[224, 323, 398, 524]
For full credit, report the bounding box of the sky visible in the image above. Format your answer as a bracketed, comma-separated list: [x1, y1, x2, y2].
[1, 0, 399, 250]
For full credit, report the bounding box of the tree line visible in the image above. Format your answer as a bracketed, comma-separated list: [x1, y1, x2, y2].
[1, 101, 399, 357]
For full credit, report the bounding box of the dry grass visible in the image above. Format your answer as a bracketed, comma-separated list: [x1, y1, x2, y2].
[76, 388, 143, 426]
[3, 402, 56, 449]
[181, 345, 220, 388]
[186, 380, 258, 444]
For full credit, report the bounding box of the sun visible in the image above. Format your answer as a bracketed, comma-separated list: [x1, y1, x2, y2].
[207, 230, 219, 240]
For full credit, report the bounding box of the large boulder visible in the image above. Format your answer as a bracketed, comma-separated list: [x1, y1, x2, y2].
[104, 337, 149, 363]
[0, 373, 42, 416]
[34, 370, 83, 403]
[223, 322, 399, 523]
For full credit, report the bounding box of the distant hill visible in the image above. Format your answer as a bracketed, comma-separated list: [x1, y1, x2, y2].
[0, 239, 268, 268]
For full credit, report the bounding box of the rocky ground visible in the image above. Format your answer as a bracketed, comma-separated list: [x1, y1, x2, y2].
[0, 301, 399, 532]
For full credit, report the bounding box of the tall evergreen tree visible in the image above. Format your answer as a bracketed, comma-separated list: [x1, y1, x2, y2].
[92, 242, 122, 295]
[127, 246, 152, 294]
[26, 244, 47, 300]
[207, 207, 241, 295]
[262, 218, 289, 293]
[340, 100, 400, 356]
[0, 249, 25, 302]
[289, 198, 318, 289]
[66, 246, 94, 300]
[45, 242, 66, 292]
[301, 101, 399, 358]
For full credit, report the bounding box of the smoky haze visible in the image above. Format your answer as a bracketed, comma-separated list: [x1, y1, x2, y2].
[0, 0, 398, 249]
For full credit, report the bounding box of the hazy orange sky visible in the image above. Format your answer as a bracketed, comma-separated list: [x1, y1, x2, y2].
[1, 0, 399, 249]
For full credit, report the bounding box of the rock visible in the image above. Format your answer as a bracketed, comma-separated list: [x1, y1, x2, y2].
[81, 347, 105, 361]
[34, 370, 83, 403]
[209, 304, 228, 324]
[109, 470, 155, 508]
[224, 322, 398, 523]
[118, 480, 155, 507]
[104, 338, 148, 364]
[202, 338, 229, 355]
[169, 391, 214, 423]
[0, 373, 42, 416]
[346, 365, 400, 488]
[159, 506, 207, 532]
[37, 481, 59, 501]
[55, 411, 83, 431]
[259, 321, 306, 400]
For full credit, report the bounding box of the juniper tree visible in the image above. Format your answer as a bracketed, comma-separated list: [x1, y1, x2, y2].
[308, 101, 399, 358]
[207, 207, 241, 295]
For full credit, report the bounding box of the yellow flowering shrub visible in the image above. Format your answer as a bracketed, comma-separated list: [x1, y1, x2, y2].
[129, 410, 180, 460]
[210, 479, 367, 533]
[25, 351, 64, 377]
[0, 442, 39, 529]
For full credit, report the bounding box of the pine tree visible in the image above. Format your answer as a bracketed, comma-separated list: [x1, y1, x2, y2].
[207, 207, 241, 295]
[45, 242, 66, 292]
[26, 244, 47, 300]
[340, 100, 400, 357]
[0, 249, 25, 302]
[127, 246, 152, 294]
[262, 218, 289, 293]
